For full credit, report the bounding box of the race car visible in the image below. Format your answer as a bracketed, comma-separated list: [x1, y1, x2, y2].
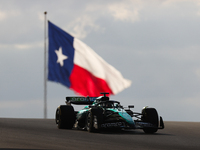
[55, 92, 164, 133]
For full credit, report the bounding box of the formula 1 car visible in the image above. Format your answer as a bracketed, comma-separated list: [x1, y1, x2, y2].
[55, 93, 164, 133]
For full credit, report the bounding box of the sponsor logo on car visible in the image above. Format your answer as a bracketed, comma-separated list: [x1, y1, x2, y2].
[136, 122, 154, 127]
[101, 122, 125, 128]
[70, 97, 97, 102]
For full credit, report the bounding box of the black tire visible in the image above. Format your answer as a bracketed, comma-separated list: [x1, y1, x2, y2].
[142, 108, 158, 134]
[55, 105, 76, 129]
[86, 108, 103, 132]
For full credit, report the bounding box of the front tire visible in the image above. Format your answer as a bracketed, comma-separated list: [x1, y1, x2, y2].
[142, 108, 158, 134]
[86, 111, 94, 132]
[86, 108, 103, 132]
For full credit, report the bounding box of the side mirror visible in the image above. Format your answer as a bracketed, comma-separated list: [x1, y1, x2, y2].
[128, 105, 134, 109]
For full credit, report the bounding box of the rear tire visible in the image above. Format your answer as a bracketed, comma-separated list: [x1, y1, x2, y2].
[55, 105, 76, 129]
[142, 108, 158, 134]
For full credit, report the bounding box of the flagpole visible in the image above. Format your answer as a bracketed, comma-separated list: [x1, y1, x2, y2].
[44, 11, 47, 119]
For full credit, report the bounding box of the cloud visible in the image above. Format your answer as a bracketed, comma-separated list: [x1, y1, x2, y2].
[0, 10, 6, 21]
[67, 15, 104, 39]
[0, 42, 43, 50]
[14, 42, 43, 50]
[107, 1, 141, 23]
[0, 7, 21, 21]
[59, 1, 143, 39]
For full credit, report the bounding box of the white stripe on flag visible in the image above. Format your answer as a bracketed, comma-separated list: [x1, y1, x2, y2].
[73, 38, 131, 94]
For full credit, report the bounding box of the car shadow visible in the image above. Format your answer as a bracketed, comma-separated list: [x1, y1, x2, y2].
[98, 129, 172, 136]
[71, 127, 172, 136]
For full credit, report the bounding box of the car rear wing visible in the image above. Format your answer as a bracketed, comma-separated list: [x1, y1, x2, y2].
[66, 97, 97, 105]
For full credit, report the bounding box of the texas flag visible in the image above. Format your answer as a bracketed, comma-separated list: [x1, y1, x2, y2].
[48, 21, 131, 97]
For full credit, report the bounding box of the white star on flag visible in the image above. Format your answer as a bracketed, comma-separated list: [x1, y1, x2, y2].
[55, 47, 68, 67]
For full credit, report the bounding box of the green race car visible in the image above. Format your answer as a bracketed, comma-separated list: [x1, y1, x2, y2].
[55, 92, 164, 133]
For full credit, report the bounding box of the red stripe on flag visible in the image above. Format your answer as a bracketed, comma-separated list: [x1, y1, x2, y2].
[69, 64, 113, 97]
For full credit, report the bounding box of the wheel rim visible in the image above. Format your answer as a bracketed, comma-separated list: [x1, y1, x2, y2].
[86, 113, 91, 131]
[93, 116, 98, 129]
[56, 109, 60, 124]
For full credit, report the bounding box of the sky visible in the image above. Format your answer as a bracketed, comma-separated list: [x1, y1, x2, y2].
[1, 0, 200, 122]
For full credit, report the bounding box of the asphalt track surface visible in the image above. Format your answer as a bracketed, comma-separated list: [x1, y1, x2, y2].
[0, 118, 200, 150]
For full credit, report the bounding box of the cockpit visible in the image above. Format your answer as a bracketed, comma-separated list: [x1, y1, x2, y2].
[96, 101, 123, 109]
